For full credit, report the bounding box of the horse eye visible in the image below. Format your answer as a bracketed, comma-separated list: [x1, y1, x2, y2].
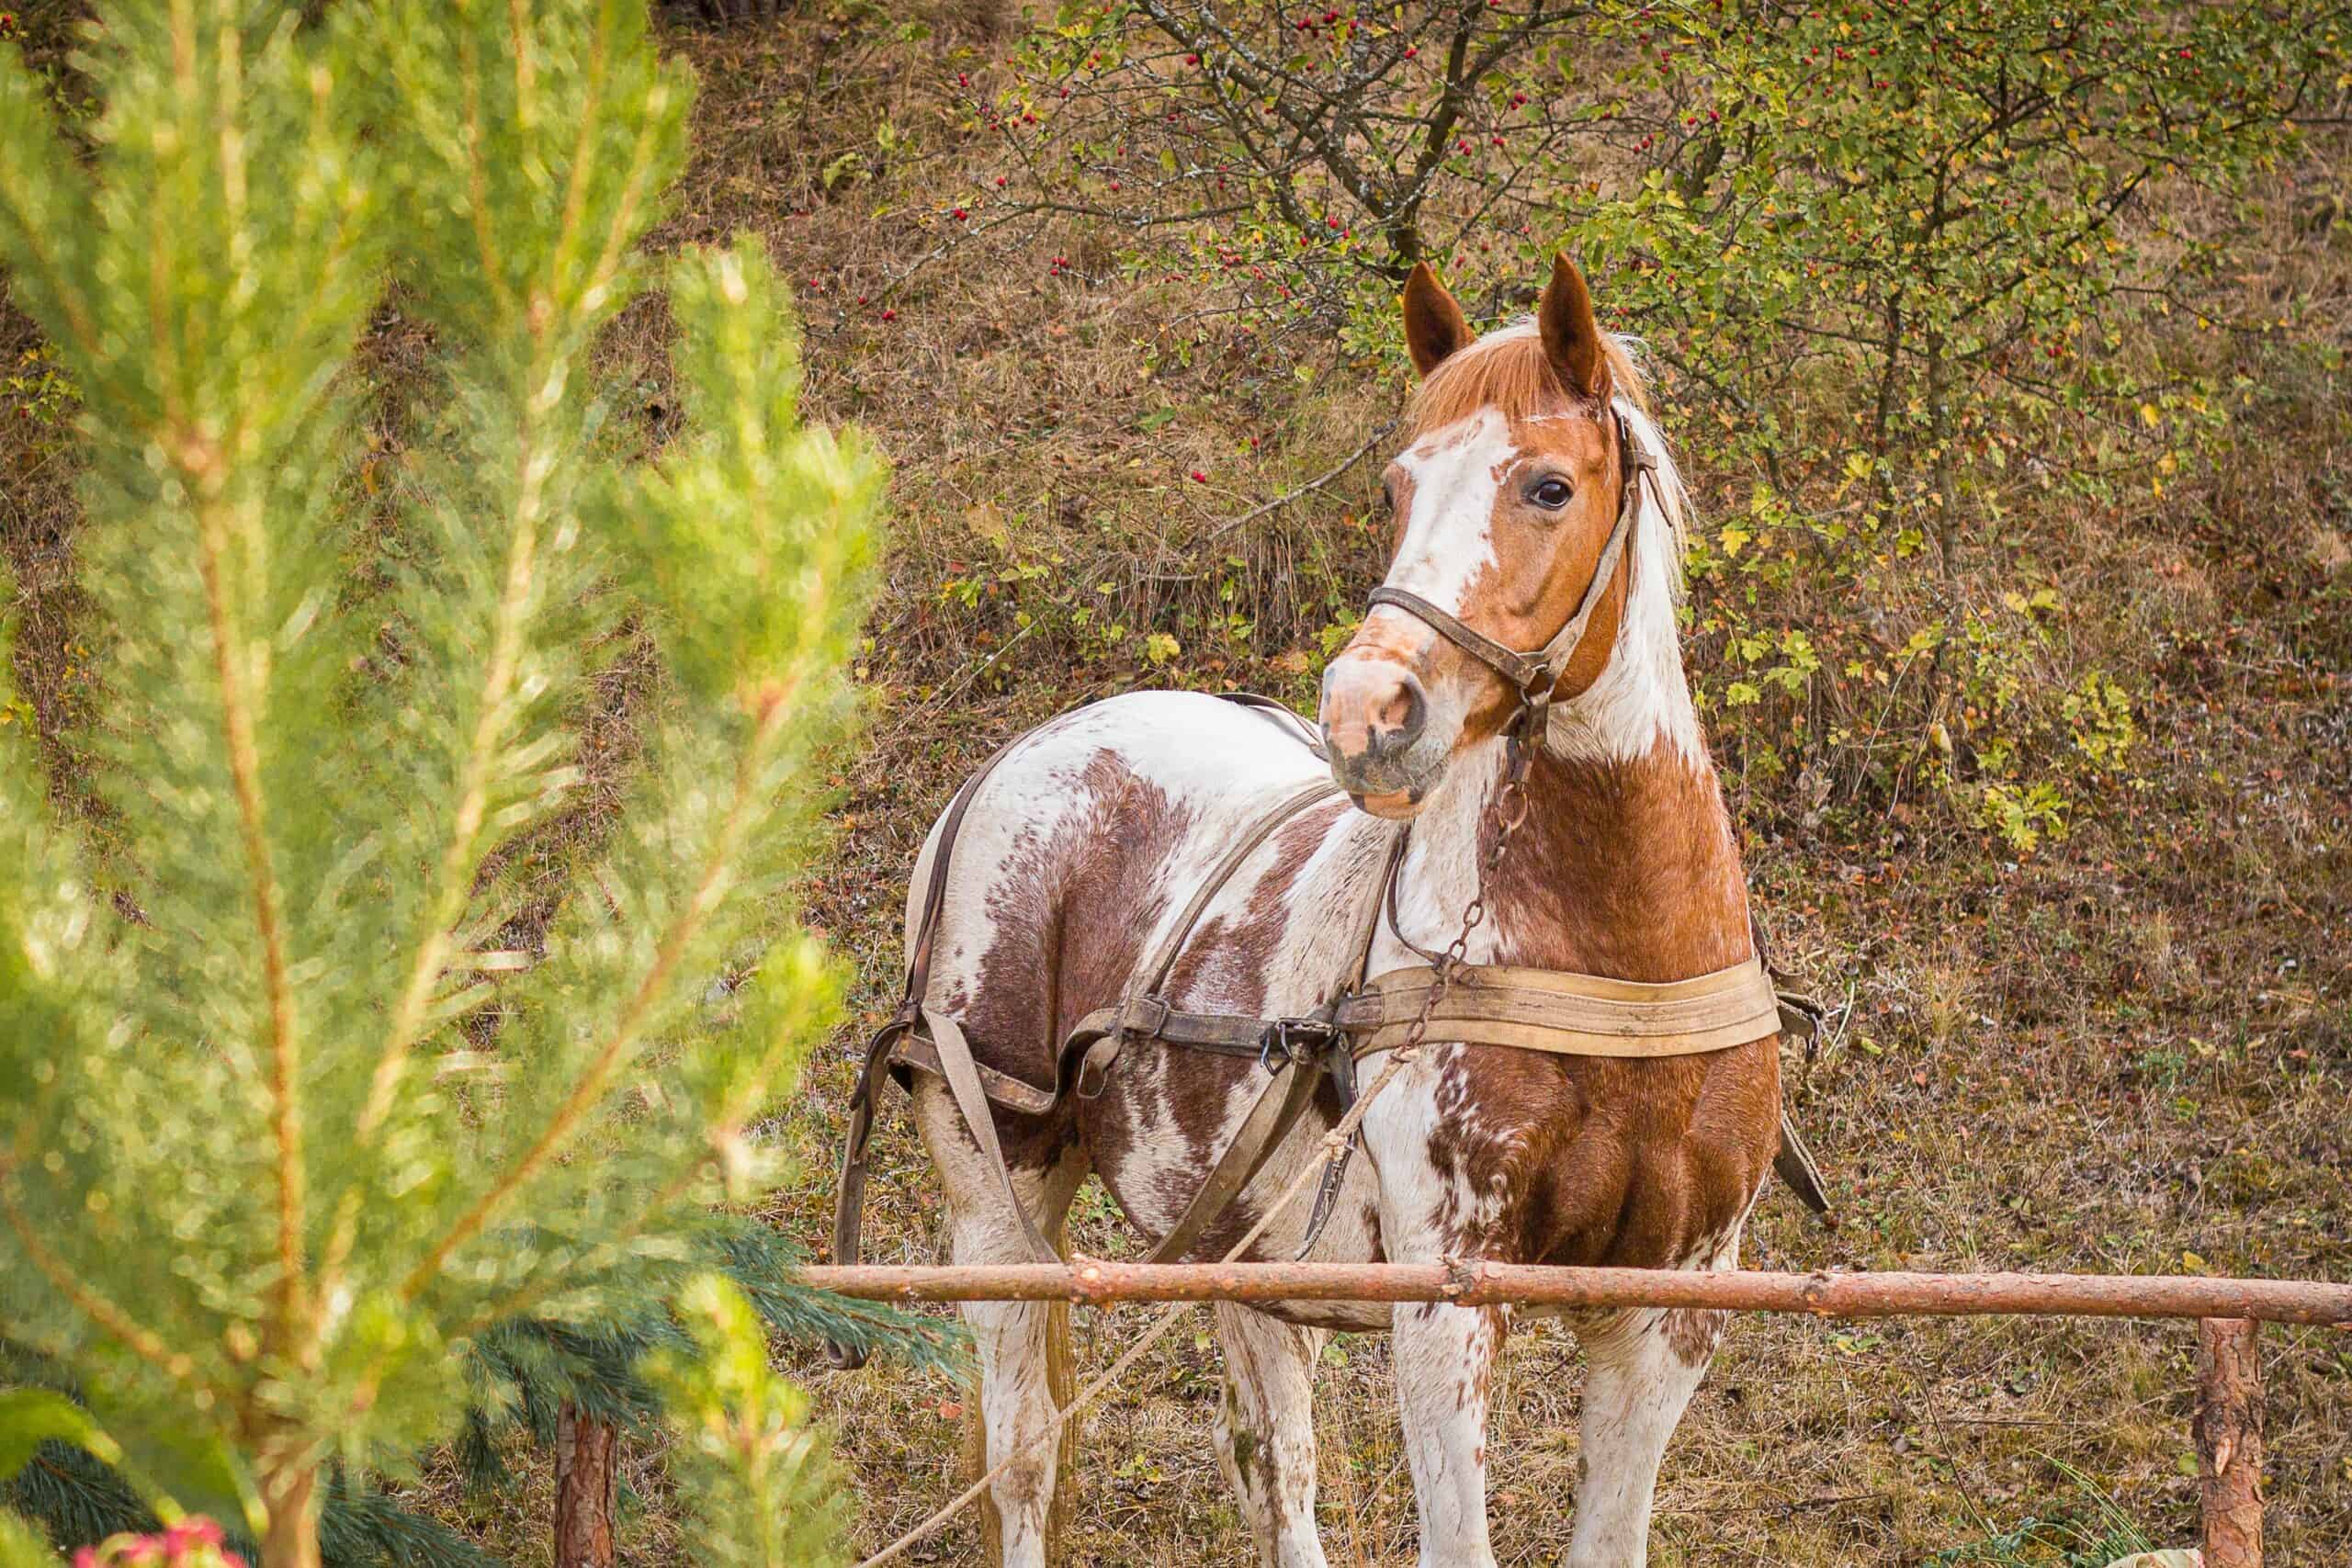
[1530, 477, 1573, 510]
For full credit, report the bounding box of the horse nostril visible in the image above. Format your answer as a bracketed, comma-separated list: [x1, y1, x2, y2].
[1320, 660, 1430, 780]
[1371, 678, 1428, 751]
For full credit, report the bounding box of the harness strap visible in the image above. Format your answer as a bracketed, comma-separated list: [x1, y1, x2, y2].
[824, 1010, 914, 1366]
[1144, 1049, 1327, 1264]
[1216, 690, 1330, 759]
[1341, 958, 1783, 1060]
[1293, 824, 1409, 1255]
[1775, 1109, 1834, 1227]
[824, 716, 1059, 1369]
[1140, 776, 1345, 996]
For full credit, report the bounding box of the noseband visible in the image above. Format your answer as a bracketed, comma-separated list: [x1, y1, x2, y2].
[1365, 406, 1657, 736]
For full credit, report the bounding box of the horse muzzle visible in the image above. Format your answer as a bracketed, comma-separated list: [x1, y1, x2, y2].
[1319, 655, 1443, 818]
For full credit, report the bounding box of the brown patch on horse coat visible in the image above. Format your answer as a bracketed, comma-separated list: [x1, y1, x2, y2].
[956, 747, 1192, 1166]
[1416, 743, 1780, 1273]
[1661, 1306, 1726, 1368]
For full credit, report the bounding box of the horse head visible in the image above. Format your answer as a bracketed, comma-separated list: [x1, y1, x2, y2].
[1320, 254, 1667, 818]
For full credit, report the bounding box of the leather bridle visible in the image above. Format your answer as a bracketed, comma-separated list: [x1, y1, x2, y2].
[1364, 406, 1657, 739]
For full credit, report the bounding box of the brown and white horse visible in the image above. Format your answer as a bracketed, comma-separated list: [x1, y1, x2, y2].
[897, 255, 1779, 1566]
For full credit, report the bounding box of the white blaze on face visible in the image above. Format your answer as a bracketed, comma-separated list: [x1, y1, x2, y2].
[1367, 409, 1518, 751]
[1382, 408, 1515, 622]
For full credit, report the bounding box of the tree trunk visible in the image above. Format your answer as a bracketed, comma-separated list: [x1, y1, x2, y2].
[257, 1455, 322, 1568]
[554, 1404, 621, 1568]
[2195, 1317, 2263, 1568]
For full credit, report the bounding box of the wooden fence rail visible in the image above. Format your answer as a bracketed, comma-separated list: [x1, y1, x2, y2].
[798, 1260, 2352, 1324]
[803, 1262, 2346, 1568]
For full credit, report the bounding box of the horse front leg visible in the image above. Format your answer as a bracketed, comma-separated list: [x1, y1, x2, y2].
[1210, 1302, 1331, 1568]
[1392, 1296, 1510, 1567]
[1563, 1304, 1716, 1566]
[1368, 1051, 1510, 1568]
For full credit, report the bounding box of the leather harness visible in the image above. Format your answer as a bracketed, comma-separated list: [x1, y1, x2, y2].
[823, 410, 1832, 1369]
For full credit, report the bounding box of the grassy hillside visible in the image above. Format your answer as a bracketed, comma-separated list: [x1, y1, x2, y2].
[4, 3, 2346, 1563]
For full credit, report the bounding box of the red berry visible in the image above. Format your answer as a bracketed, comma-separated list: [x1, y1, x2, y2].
[952, 208, 967, 220]
[1185, 51, 1200, 64]
[880, 309, 897, 321]
[1405, 44, 1418, 57]
[1191, 470, 1208, 482]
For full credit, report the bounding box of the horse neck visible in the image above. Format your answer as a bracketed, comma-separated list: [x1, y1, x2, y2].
[1396, 626, 1751, 984]
[1486, 737, 1754, 980]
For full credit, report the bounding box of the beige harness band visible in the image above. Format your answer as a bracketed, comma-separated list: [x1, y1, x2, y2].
[1340, 956, 1783, 1059]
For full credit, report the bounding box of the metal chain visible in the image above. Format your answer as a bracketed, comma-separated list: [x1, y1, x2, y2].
[1402, 721, 1533, 1044]
[1293, 715, 1539, 1253]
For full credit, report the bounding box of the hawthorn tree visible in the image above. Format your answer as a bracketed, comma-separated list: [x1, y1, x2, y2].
[923, 0, 2333, 847]
[0, 3, 899, 1565]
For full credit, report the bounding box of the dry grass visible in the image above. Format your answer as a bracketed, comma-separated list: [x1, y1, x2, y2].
[3, 6, 2346, 1565]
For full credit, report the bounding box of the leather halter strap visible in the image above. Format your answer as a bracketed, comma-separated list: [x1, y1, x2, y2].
[1366, 406, 1657, 723]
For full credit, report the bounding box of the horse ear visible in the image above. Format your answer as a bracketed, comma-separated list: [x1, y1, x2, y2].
[1402, 262, 1473, 378]
[1537, 253, 1611, 402]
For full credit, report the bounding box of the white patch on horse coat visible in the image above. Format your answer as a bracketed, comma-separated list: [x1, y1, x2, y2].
[1372, 411, 1518, 749]
[1367, 743, 1510, 973]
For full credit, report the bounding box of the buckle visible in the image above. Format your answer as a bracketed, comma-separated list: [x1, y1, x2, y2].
[1258, 1016, 1337, 1073]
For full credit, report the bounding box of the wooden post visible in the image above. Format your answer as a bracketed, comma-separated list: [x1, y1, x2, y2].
[553, 1404, 619, 1568]
[2195, 1317, 2262, 1568]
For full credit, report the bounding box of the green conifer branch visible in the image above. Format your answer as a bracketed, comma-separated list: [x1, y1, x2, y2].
[188, 477, 311, 1368]
[0, 1173, 198, 1391]
[455, 22, 514, 325]
[396, 690, 795, 1307]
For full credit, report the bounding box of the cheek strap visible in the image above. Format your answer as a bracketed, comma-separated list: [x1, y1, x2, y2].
[1366, 408, 1657, 728]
